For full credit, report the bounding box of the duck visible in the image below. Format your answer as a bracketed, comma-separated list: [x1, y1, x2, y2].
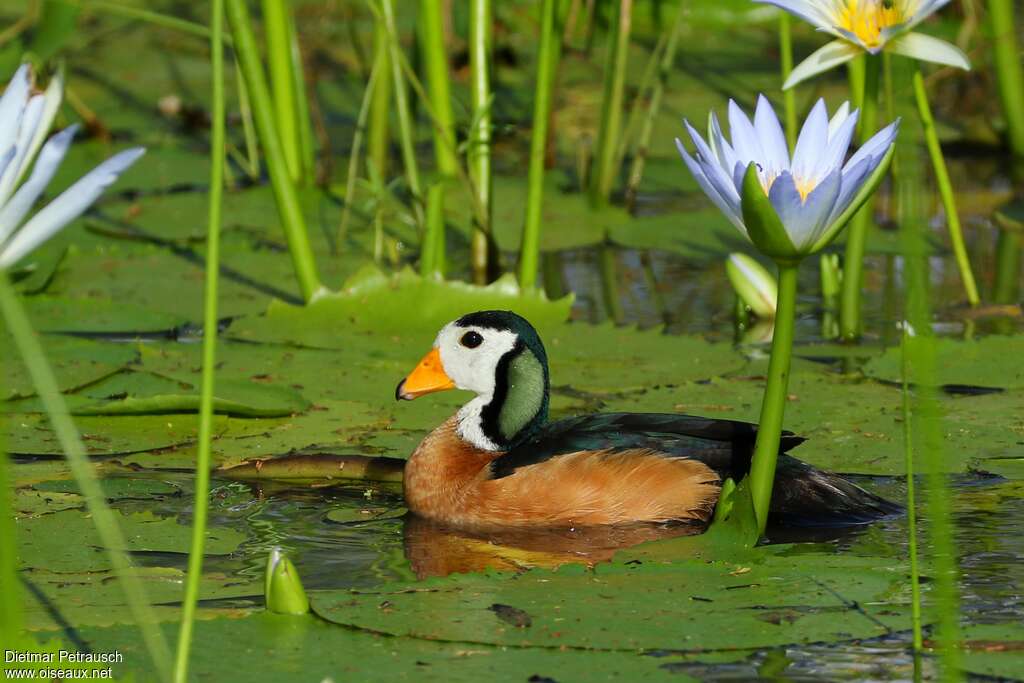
[395, 310, 900, 530]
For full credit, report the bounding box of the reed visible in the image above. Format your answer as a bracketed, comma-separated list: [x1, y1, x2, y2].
[838, 53, 879, 341]
[173, 0, 225, 679]
[912, 69, 979, 306]
[624, 0, 684, 207]
[589, 0, 632, 206]
[338, 58, 383, 246]
[988, 0, 1024, 157]
[225, 0, 322, 302]
[419, 0, 458, 276]
[263, 0, 302, 183]
[469, 0, 494, 283]
[517, 0, 561, 290]
[368, 10, 392, 182]
[380, 0, 424, 229]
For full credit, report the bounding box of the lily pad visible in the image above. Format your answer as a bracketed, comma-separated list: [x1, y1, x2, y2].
[311, 546, 914, 651]
[4, 413, 201, 456]
[864, 336, 1024, 390]
[3, 336, 136, 400]
[23, 297, 188, 334]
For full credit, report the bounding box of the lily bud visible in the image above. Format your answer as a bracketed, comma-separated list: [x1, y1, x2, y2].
[265, 547, 309, 615]
[726, 253, 777, 318]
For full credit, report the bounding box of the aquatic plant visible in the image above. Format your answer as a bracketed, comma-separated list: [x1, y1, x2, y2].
[264, 548, 310, 615]
[761, 0, 977, 335]
[676, 95, 897, 533]
[469, 0, 495, 283]
[761, 0, 969, 87]
[727, 253, 778, 319]
[589, 0, 632, 207]
[173, 1, 225, 679]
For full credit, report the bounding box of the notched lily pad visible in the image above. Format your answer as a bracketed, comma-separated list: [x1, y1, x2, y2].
[3, 336, 136, 400]
[864, 336, 1024, 390]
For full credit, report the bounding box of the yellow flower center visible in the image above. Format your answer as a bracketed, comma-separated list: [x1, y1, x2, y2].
[837, 0, 905, 49]
[759, 169, 819, 203]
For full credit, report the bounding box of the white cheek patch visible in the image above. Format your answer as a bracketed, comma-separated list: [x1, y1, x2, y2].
[435, 324, 518, 396]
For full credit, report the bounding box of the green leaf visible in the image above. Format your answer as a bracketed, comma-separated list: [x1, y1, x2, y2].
[3, 336, 135, 400]
[739, 163, 800, 262]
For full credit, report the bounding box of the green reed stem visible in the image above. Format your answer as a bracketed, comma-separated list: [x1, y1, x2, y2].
[226, 0, 322, 302]
[748, 262, 798, 535]
[912, 68, 979, 306]
[517, 0, 560, 290]
[263, 0, 301, 183]
[779, 13, 796, 148]
[616, 32, 665, 176]
[420, 0, 458, 178]
[173, 1, 224, 679]
[380, 0, 424, 230]
[368, 12, 392, 182]
[289, 10, 316, 184]
[86, 0, 221, 42]
[988, 0, 1024, 157]
[624, 0, 683, 208]
[589, 0, 632, 206]
[839, 54, 879, 341]
[338, 58, 383, 247]
[419, 0, 457, 276]
[847, 54, 865, 111]
[0, 364, 19, 639]
[992, 229, 1021, 303]
[0, 274, 172, 679]
[469, 0, 494, 283]
[235, 59, 260, 180]
[898, 96, 964, 679]
[420, 181, 446, 277]
[598, 244, 624, 324]
[900, 328, 923, 652]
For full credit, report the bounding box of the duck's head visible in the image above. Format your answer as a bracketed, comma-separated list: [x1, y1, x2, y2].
[396, 310, 550, 452]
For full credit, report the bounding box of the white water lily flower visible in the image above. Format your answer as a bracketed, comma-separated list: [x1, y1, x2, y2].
[758, 0, 971, 89]
[676, 95, 898, 259]
[0, 64, 144, 269]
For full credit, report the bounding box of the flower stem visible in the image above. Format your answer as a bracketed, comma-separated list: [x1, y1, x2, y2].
[518, 0, 560, 290]
[0, 274, 172, 680]
[839, 54, 879, 341]
[173, 1, 224, 679]
[912, 68, 979, 306]
[989, 0, 1024, 157]
[748, 262, 798, 535]
[469, 0, 494, 283]
[778, 13, 796, 148]
[589, 0, 632, 206]
[381, 0, 424, 230]
[225, 0, 322, 302]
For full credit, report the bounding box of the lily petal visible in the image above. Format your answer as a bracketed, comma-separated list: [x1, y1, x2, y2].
[904, 0, 953, 31]
[0, 148, 145, 268]
[675, 138, 745, 233]
[0, 65, 31, 164]
[685, 120, 741, 204]
[820, 108, 859, 179]
[828, 155, 873, 225]
[15, 68, 64, 189]
[0, 125, 77, 245]
[844, 119, 900, 174]
[754, 0, 835, 31]
[753, 95, 790, 175]
[727, 99, 765, 167]
[791, 99, 829, 184]
[784, 39, 860, 90]
[767, 169, 841, 249]
[827, 101, 852, 140]
[0, 94, 45, 206]
[888, 32, 971, 70]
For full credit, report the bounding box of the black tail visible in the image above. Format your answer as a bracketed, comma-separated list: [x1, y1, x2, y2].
[769, 455, 903, 527]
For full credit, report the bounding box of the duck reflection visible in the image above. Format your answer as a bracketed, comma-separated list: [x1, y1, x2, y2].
[402, 514, 703, 579]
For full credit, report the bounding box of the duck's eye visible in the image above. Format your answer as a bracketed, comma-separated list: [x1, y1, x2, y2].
[460, 331, 483, 349]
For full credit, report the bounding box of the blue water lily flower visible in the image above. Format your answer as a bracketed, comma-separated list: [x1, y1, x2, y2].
[676, 95, 898, 261]
[758, 0, 970, 88]
[0, 64, 144, 269]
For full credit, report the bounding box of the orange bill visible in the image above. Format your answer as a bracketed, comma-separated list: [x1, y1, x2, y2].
[396, 348, 455, 400]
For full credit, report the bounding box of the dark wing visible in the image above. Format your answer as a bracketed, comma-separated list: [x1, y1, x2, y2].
[492, 412, 804, 482]
[492, 412, 900, 527]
